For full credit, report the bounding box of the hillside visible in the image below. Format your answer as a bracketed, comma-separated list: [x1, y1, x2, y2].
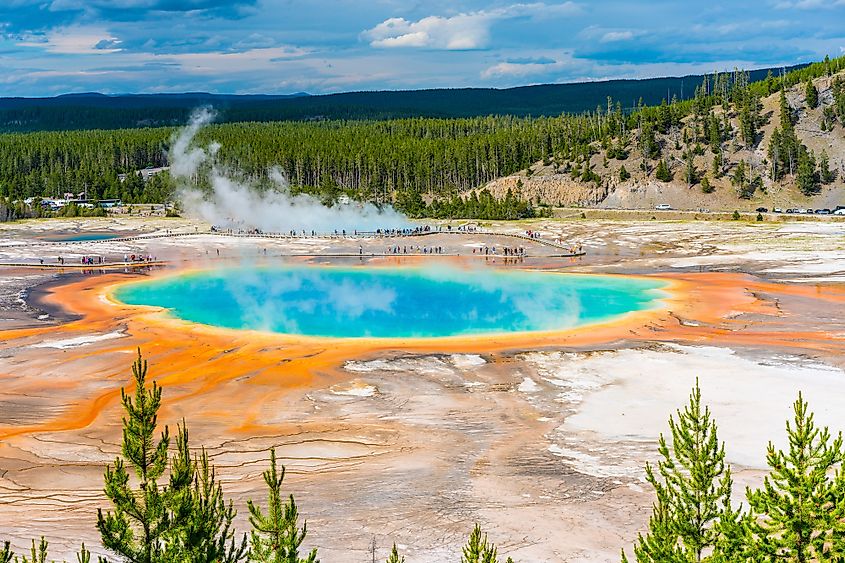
[2, 57, 843, 219]
[0, 65, 804, 132]
[482, 68, 845, 211]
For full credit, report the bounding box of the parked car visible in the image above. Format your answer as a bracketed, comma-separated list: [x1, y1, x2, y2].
[655, 204, 672, 210]
[805, 209, 814, 214]
[785, 209, 796, 214]
[756, 207, 768, 213]
[834, 208, 845, 215]
[773, 208, 783, 213]
[816, 209, 831, 215]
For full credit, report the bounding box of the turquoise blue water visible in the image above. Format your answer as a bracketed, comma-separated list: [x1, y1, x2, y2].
[114, 266, 667, 338]
[46, 233, 121, 242]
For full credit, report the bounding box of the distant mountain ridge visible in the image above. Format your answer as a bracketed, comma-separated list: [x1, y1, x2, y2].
[0, 91, 310, 109]
[0, 64, 807, 132]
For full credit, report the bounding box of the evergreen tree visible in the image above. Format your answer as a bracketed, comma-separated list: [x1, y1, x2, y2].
[619, 165, 631, 182]
[819, 150, 834, 184]
[655, 159, 672, 182]
[461, 525, 499, 563]
[658, 99, 672, 134]
[834, 77, 845, 123]
[804, 81, 819, 110]
[684, 152, 698, 187]
[76, 544, 97, 563]
[624, 501, 687, 563]
[711, 503, 754, 563]
[746, 393, 845, 561]
[738, 92, 761, 147]
[732, 161, 753, 199]
[0, 542, 11, 563]
[706, 114, 722, 150]
[624, 381, 737, 562]
[768, 128, 784, 180]
[385, 544, 404, 563]
[164, 422, 247, 563]
[18, 538, 49, 563]
[796, 149, 819, 196]
[247, 449, 318, 563]
[98, 349, 171, 563]
[710, 152, 723, 178]
[779, 89, 795, 129]
[640, 122, 659, 160]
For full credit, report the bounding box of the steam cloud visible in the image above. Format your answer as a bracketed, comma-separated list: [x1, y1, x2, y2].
[169, 108, 410, 233]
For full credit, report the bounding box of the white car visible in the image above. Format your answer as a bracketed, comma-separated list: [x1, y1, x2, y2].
[834, 208, 845, 215]
[655, 204, 672, 210]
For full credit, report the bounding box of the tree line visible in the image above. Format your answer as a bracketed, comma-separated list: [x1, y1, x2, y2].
[0, 66, 808, 134]
[0, 55, 843, 219]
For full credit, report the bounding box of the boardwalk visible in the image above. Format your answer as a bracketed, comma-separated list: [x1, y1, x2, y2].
[3, 229, 585, 268]
[24, 228, 583, 253]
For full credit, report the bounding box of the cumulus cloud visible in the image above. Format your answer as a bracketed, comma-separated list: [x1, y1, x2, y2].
[363, 2, 580, 50]
[600, 30, 635, 43]
[364, 13, 496, 50]
[18, 25, 122, 54]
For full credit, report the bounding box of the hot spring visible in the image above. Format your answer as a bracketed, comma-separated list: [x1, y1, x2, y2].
[113, 266, 668, 338]
[44, 233, 122, 242]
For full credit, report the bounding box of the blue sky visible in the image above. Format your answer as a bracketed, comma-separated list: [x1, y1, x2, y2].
[1, 0, 843, 96]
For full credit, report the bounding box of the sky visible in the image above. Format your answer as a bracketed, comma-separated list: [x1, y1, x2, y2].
[1, 0, 844, 97]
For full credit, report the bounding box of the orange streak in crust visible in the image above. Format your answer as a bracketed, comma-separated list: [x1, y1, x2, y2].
[1, 266, 843, 441]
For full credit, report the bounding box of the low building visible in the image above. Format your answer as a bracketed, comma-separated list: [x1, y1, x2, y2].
[118, 166, 170, 183]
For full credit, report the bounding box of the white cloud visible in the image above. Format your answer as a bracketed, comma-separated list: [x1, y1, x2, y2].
[774, 0, 845, 8]
[363, 2, 580, 50]
[580, 25, 642, 43]
[481, 54, 765, 85]
[600, 30, 635, 43]
[481, 53, 573, 79]
[482, 61, 552, 78]
[365, 13, 492, 50]
[163, 46, 311, 74]
[18, 26, 122, 54]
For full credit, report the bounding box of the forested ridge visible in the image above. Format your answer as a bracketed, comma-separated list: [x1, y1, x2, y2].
[0, 64, 804, 133]
[486, 55, 845, 208]
[0, 56, 842, 220]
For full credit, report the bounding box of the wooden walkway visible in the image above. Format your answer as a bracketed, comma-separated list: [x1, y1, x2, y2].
[26, 228, 579, 251]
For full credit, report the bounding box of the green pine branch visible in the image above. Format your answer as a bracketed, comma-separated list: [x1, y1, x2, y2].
[247, 449, 318, 563]
[97, 349, 170, 563]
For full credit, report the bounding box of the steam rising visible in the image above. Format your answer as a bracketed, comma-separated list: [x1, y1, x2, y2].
[170, 108, 410, 233]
